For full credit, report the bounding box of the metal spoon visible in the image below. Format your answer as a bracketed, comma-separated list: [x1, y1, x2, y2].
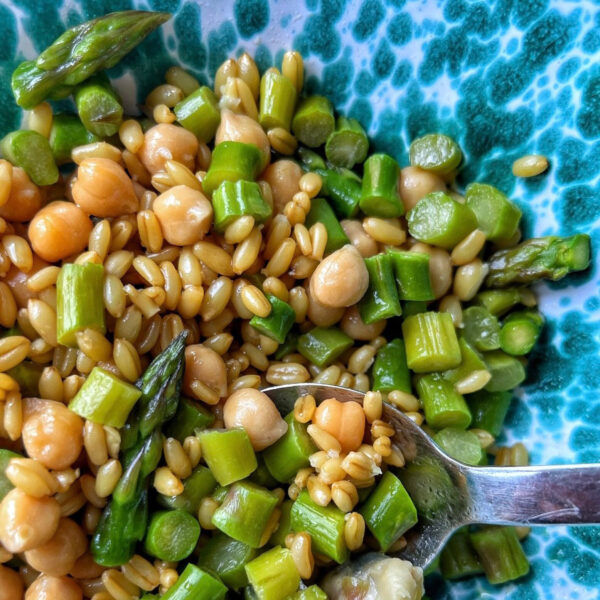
[263, 383, 600, 569]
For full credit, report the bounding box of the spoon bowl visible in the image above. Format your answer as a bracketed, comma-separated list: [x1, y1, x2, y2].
[263, 383, 600, 568]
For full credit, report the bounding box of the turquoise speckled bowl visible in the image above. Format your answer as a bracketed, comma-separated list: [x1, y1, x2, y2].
[1, 1, 598, 598]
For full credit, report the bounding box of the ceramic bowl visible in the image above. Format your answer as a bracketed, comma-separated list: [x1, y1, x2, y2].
[0, 1, 598, 598]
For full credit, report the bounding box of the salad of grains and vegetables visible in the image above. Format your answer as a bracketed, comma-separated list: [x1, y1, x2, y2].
[0, 10, 592, 600]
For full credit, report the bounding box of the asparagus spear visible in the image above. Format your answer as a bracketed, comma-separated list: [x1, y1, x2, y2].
[121, 331, 188, 448]
[485, 234, 591, 287]
[12, 11, 170, 108]
[91, 333, 187, 566]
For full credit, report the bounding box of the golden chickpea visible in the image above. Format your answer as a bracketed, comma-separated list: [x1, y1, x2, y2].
[305, 282, 344, 327]
[0, 488, 60, 553]
[183, 344, 228, 399]
[410, 242, 453, 298]
[69, 552, 105, 580]
[4, 255, 48, 308]
[341, 306, 386, 341]
[28, 201, 92, 263]
[0, 565, 24, 600]
[260, 160, 302, 214]
[340, 219, 378, 258]
[24, 575, 82, 600]
[0, 165, 42, 223]
[72, 158, 138, 217]
[25, 518, 87, 577]
[313, 398, 365, 453]
[398, 166, 446, 212]
[138, 123, 198, 174]
[223, 388, 288, 451]
[153, 185, 213, 246]
[310, 244, 369, 308]
[22, 398, 84, 471]
[215, 109, 270, 171]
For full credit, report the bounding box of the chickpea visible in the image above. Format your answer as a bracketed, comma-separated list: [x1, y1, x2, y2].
[139, 123, 198, 175]
[223, 388, 288, 451]
[215, 109, 270, 171]
[310, 244, 369, 308]
[25, 518, 87, 577]
[0, 564, 24, 600]
[313, 398, 365, 453]
[410, 242, 453, 298]
[260, 160, 302, 214]
[153, 185, 213, 246]
[0, 488, 60, 553]
[0, 165, 42, 223]
[341, 306, 386, 341]
[69, 552, 105, 580]
[340, 220, 378, 258]
[183, 344, 228, 399]
[72, 158, 138, 217]
[305, 282, 344, 327]
[398, 166, 446, 212]
[22, 398, 84, 471]
[28, 201, 92, 263]
[25, 575, 82, 600]
[4, 255, 49, 308]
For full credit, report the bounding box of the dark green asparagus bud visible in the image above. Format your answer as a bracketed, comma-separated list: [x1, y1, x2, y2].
[485, 234, 591, 287]
[12, 11, 170, 108]
[121, 330, 188, 447]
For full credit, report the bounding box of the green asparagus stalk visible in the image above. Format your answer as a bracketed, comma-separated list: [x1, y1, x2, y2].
[211, 481, 278, 548]
[199, 428, 258, 486]
[409, 133, 462, 175]
[298, 146, 326, 171]
[197, 532, 258, 591]
[499, 310, 543, 356]
[91, 430, 163, 565]
[305, 197, 350, 254]
[433, 427, 485, 465]
[0, 130, 59, 186]
[315, 168, 362, 218]
[12, 11, 171, 108]
[250, 294, 296, 344]
[467, 390, 512, 437]
[297, 326, 353, 367]
[49, 114, 98, 164]
[290, 490, 349, 564]
[469, 526, 530, 584]
[161, 564, 227, 600]
[485, 234, 591, 287]
[144, 509, 201, 561]
[440, 528, 484, 579]
[360, 471, 418, 551]
[157, 464, 216, 514]
[69, 366, 142, 427]
[462, 306, 501, 352]
[292, 96, 335, 148]
[74, 73, 123, 138]
[245, 546, 301, 600]
[262, 413, 317, 483]
[441, 337, 487, 385]
[325, 116, 369, 169]
[92, 334, 187, 566]
[371, 338, 411, 393]
[163, 397, 215, 441]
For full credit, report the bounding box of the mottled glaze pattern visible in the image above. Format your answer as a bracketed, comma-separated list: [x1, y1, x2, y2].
[0, 1, 598, 598]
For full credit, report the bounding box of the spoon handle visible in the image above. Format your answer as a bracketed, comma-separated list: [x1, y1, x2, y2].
[465, 463, 600, 525]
